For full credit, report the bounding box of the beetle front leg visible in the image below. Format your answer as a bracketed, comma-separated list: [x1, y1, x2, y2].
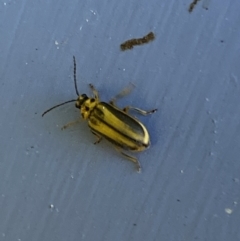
[123, 106, 157, 116]
[115, 146, 141, 173]
[91, 131, 102, 144]
[89, 84, 99, 100]
[61, 120, 81, 130]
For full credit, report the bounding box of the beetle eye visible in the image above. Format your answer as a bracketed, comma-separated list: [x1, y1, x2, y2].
[85, 106, 89, 111]
[90, 98, 95, 103]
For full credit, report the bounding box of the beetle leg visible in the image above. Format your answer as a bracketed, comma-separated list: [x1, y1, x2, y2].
[61, 120, 81, 130]
[123, 106, 157, 116]
[115, 146, 141, 173]
[91, 131, 102, 144]
[110, 83, 135, 106]
[89, 84, 99, 100]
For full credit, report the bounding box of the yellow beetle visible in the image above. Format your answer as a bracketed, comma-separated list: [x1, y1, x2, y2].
[42, 56, 157, 172]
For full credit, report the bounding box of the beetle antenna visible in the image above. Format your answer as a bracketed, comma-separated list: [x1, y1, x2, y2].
[42, 99, 76, 117]
[73, 56, 79, 96]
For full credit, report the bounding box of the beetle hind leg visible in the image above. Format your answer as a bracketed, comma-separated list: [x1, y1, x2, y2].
[115, 146, 141, 173]
[91, 131, 102, 144]
[123, 106, 157, 116]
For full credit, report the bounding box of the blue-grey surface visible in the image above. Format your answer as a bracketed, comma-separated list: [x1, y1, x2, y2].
[0, 0, 240, 240]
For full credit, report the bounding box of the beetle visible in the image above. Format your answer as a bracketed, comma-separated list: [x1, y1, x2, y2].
[42, 56, 157, 172]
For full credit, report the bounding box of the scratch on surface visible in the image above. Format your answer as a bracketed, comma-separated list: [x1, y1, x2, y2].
[188, 0, 200, 13]
[1, 0, 28, 80]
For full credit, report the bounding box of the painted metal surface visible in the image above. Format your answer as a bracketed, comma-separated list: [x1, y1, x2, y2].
[0, 0, 239, 240]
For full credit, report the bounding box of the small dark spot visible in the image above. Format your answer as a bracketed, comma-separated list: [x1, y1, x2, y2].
[177, 199, 180, 202]
[133, 223, 137, 226]
[31, 146, 34, 149]
[85, 106, 90, 111]
[35, 112, 37, 115]
[90, 98, 95, 103]
[233, 178, 239, 182]
[150, 108, 157, 114]
[220, 40, 224, 43]
[35, 48, 38, 50]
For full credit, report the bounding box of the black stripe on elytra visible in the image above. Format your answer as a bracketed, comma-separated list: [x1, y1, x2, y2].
[91, 129, 140, 150]
[91, 104, 147, 147]
[97, 103, 144, 132]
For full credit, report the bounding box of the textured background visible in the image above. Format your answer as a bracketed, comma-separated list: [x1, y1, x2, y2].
[0, 0, 240, 240]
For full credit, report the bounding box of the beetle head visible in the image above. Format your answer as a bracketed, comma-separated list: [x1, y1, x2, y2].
[75, 94, 88, 109]
[76, 94, 98, 119]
